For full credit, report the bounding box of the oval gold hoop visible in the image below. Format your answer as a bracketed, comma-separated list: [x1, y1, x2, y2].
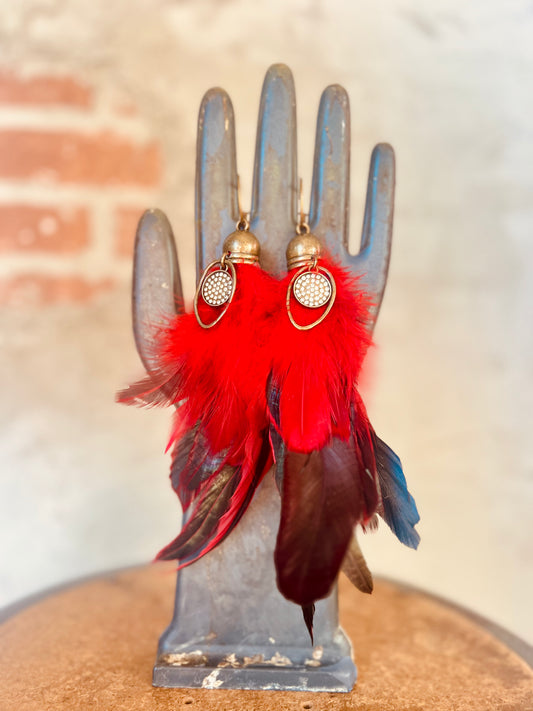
[194, 258, 236, 329]
[286, 264, 336, 330]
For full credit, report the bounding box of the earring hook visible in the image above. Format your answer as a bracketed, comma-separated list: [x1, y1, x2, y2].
[296, 177, 310, 235]
[236, 175, 250, 231]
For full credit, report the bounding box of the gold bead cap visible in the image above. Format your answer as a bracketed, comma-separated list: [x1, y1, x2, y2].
[286, 232, 322, 269]
[223, 229, 260, 264]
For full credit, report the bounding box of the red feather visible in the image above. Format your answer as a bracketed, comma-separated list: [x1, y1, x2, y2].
[118, 263, 277, 561]
[270, 258, 374, 453]
[149, 264, 277, 461]
[268, 258, 381, 637]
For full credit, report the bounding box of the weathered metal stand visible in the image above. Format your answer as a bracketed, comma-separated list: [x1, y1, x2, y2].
[131, 64, 395, 692]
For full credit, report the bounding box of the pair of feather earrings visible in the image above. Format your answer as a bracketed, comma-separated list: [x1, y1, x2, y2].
[118, 213, 420, 642]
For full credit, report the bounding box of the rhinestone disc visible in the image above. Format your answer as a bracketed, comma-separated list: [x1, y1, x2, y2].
[293, 271, 332, 308]
[202, 269, 233, 306]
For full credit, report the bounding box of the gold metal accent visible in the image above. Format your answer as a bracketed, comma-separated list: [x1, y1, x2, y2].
[293, 270, 332, 308]
[201, 269, 233, 306]
[296, 220, 310, 236]
[286, 264, 336, 330]
[286, 232, 322, 269]
[193, 182, 260, 326]
[235, 215, 250, 231]
[287, 182, 320, 268]
[222, 228, 260, 264]
[194, 257, 236, 329]
[286, 202, 335, 327]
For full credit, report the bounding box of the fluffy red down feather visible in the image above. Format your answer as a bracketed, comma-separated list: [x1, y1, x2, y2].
[271, 258, 374, 453]
[162, 264, 278, 463]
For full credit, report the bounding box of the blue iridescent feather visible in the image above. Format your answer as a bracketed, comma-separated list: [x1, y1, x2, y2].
[372, 434, 420, 549]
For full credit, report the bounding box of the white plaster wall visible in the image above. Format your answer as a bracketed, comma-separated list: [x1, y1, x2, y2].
[0, 0, 532, 643]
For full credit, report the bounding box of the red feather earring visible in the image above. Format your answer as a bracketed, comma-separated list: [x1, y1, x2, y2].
[118, 215, 277, 567]
[267, 215, 420, 641]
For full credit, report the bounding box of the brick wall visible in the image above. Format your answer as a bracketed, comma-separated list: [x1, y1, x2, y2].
[0, 70, 162, 306]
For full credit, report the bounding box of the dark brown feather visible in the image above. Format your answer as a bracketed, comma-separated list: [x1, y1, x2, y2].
[215, 430, 272, 544]
[342, 532, 373, 594]
[159, 431, 273, 566]
[169, 424, 227, 509]
[351, 397, 381, 521]
[301, 604, 315, 644]
[274, 438, 363, 607]
[116, 369, 183, 408]
[156, 466, 238, 561]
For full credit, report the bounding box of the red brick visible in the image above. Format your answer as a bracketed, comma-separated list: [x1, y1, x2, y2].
[115, 206, 144, 257]
[0, 205, 89, 252]
[0, 71, 92, 108]
[0, 275, 114, 306]
[0, 130, 161, 186]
